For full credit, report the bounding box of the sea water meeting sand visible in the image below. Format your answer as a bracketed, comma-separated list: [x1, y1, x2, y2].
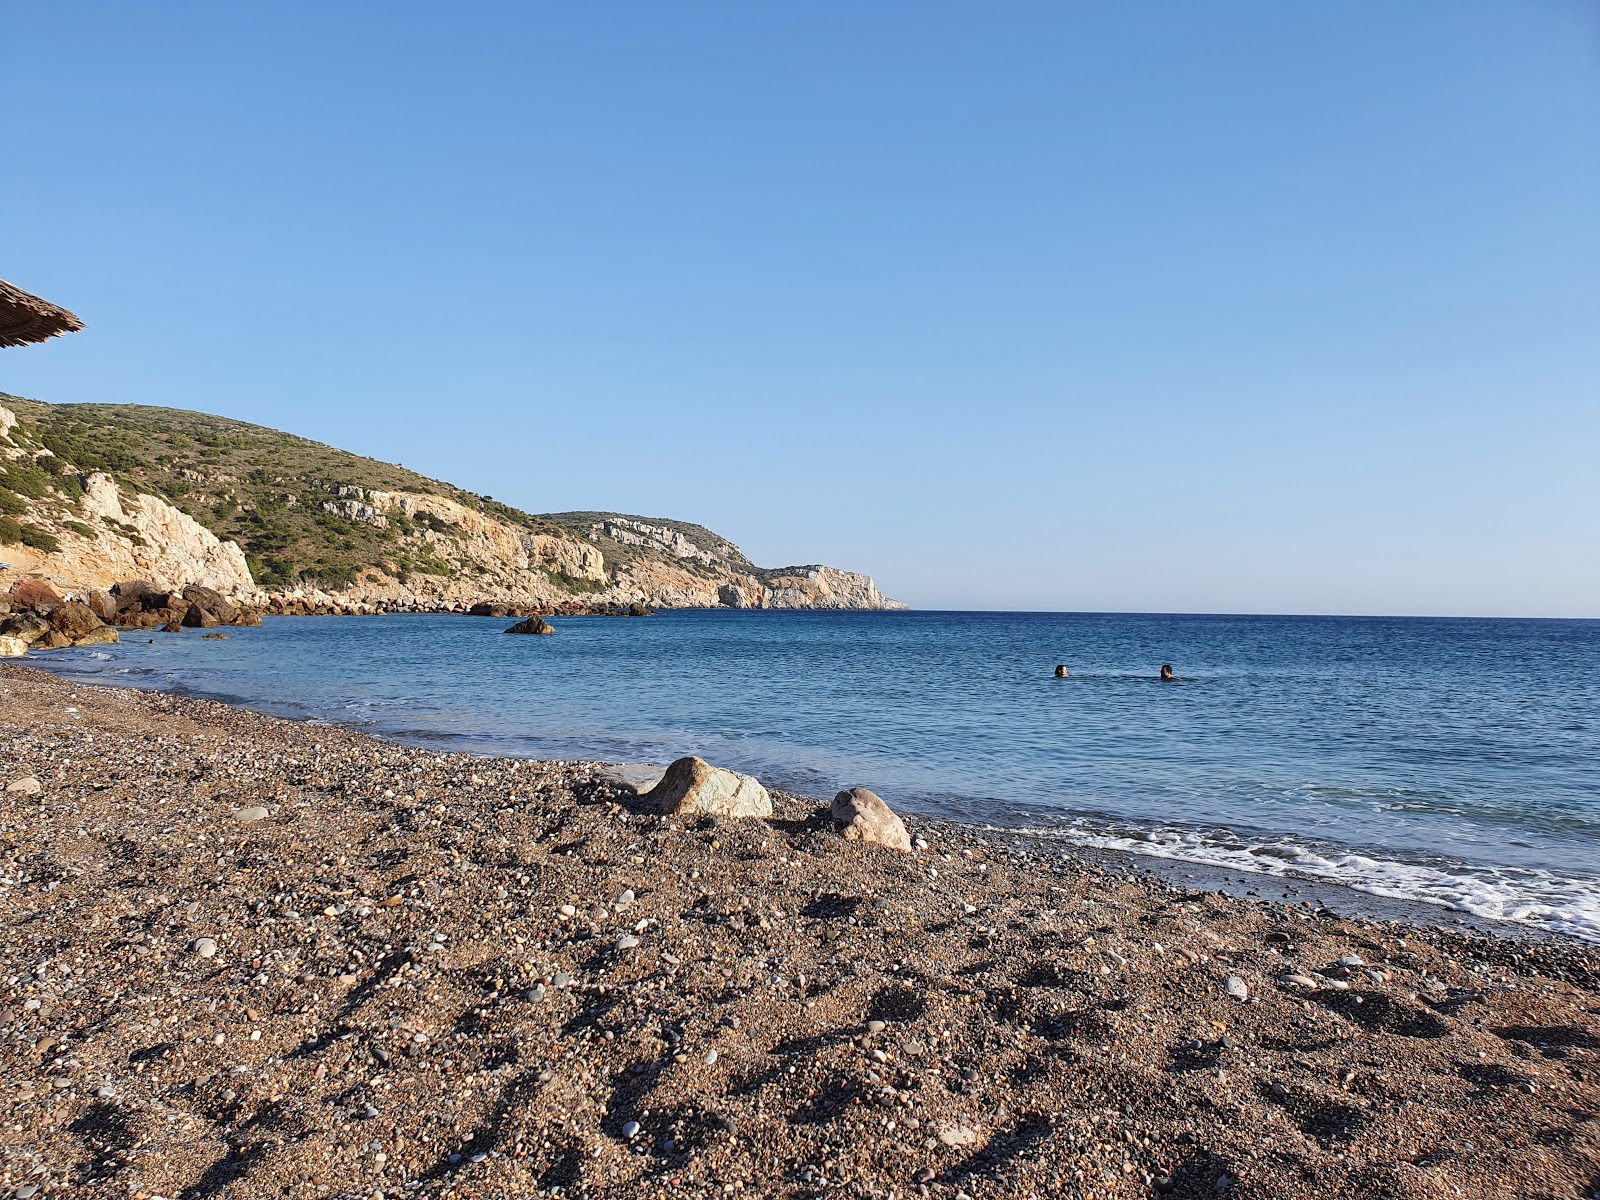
[28, 608, 1600, 943]
[2, 662, 1598, 1199]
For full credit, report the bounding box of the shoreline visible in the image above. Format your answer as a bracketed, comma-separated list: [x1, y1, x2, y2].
[3, 662, 1598, 1199]
[20, 639, 1590, 949]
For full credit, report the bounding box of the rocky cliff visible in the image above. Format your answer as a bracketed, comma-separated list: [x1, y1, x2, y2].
[0, 398, 906, 612]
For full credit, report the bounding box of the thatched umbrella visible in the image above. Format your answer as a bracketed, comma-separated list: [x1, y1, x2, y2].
[0, 277, 84, 348]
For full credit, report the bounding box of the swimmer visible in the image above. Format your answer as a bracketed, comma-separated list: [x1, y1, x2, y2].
[1054, 664, 1069, 678]
[1160, 663, 1176, 681]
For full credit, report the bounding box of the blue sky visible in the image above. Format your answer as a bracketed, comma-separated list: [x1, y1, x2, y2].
[4, 3, 1597, 615]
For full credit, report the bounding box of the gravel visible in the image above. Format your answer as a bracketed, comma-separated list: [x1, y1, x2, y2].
[2, 661, 1597, 1200]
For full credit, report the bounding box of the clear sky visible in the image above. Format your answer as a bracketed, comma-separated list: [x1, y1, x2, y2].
[4, 3, 1597, 616]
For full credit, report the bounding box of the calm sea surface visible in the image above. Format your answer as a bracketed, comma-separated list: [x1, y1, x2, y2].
[32, 609, 1600, 941]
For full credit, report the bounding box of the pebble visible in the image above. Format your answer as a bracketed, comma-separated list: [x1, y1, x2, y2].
[866, 1020, 887, 1034]
[231, 805, 270, 823]
[1224, 975, 1249, 1001]
[622, 1120, 641, 1138]
[615, 935, 640, 950]
[1338, 954, 1366, 968]
[1281, 973, 1319, 990]
[529, 983, 547, 1003]
[558, 904, 577, 919]
[705, 1048, 718, 1064]
[191, 937, 218, 959]
[552, 971, 574, 988]
[615, 888, 635, 910]
[5, 777, 42, 795]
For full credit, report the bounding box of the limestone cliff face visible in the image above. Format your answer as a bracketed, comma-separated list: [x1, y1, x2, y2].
[1, 403, 256, 595]
[1, 401, 906, 612]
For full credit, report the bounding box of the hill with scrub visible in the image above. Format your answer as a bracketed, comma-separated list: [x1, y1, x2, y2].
[0, 396, 904, 612]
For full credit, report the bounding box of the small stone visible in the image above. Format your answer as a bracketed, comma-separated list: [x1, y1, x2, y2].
[939, 1124, 980, 1147]
[192, 937, 218, 959]
[1338, 954, 1366, 968]
[622, 1120, 641, 1139]
[705, 1048, 718, 1064]
[552, 972, 574, 988]
[529, 983, 547, 1003]
[915, 1168, 938, 1184]
[866, 1020, 887, 1034]
[1224, 975, 1249, 1001]
[1280, 974, 1320, 990]
[5, 777, 42, 795]
[616, 935, 640, 950]
[615, 888, 635, 910]
[558, 904, 577, 919]
[232, 805, 270, 823]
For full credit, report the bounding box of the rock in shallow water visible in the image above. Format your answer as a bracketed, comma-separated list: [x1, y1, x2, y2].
[504, 616, 555, 635]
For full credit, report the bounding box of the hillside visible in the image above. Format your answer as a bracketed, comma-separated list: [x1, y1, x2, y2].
[0, 396, 905, 612]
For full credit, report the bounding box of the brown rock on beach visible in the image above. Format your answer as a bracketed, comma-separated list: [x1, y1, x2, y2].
[832, 786, 912, 851]
[646, 755, 773, 818]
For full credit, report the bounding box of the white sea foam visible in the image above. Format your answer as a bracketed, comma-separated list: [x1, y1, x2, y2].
[1039, 820, 1600, 944]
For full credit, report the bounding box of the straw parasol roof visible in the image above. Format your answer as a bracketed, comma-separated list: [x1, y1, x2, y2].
[0, 277, 84, 348]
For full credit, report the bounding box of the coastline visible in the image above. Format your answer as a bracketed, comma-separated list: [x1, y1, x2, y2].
[3, 662, 1598, 1200]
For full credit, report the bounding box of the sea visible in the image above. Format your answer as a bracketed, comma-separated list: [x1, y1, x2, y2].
[28, 609, 1600, 943]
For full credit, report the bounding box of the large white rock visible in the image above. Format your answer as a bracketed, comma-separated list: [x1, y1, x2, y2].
[0, 635, 27, 658]
[646, 756, 772, 819]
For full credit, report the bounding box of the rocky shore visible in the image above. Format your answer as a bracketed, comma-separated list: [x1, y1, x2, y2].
[2, 664, 1597, 1200]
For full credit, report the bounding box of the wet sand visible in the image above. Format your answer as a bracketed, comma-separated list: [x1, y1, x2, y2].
[2, 662, 1597, 1199]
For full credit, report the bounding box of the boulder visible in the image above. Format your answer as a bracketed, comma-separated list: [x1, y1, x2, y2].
[831, 787, 911, 852]
[74, 626, 119, 646]
[505, 617, 555, 635]
[230, 607, 263, 627]
[8, 579, 61, 609]
[181, 585, 238, 624]
[182, 605, 222, 629]
[201, 632, 231, 640]
[0, 611, 49, 643]
[85, 589, 120, 623]
[646, 756, 772, 819]
[0, 635, 26, 658]
[112, 579, 156, 610]
[160, 621, 184, 633]
[33, 629, 71, 650]
[47, 600, 107, 641]
[628, 602, 653, 617]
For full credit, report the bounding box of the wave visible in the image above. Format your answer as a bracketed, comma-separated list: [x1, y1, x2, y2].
[1026, 817, 1600, 944]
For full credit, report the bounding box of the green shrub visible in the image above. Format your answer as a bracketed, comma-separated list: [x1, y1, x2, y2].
[0, 462, 50, 499]
[0, 515, 21, 545]
[0, 491, 25, 516]
[63, 520, 97, 540]
[548, 570, 609, 594]
[18, 524, 60, 553]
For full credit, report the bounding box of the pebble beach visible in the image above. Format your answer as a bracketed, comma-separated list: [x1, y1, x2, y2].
[3, 662, 1598, 1200]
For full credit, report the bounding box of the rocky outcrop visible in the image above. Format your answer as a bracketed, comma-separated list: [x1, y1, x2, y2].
[645, 756, 772, 819]
[2, 399, 905, 615]
[504, 616, 555, 635]
[0, 591, 121, 653]
[831, 787, 911, 852]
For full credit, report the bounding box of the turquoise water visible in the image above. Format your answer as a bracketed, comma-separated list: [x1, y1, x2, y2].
[33, 609, 1600, 941]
